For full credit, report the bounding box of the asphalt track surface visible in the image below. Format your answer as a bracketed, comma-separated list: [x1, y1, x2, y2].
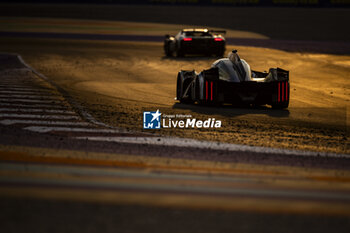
[0, 17, 348, 153]
[0, 5, 350, 233]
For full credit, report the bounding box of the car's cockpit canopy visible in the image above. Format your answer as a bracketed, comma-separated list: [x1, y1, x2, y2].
[211, 50, 252, 82]
[212, 59, 241, 82]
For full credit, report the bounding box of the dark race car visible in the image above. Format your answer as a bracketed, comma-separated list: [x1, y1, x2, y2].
[164, 28, 226, 57]
[176, 50, 290, 109]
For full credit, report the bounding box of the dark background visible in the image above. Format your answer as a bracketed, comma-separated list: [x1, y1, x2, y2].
[1, 3, 350, 42]
[0, 0, 350, 7]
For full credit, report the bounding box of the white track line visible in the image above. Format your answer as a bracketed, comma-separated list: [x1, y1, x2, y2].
[0, 119, 91, 126]
[74, 136, 350, 159]
[0, 99, 63, 104]
[0, 108, 75, 114]
[24, 126, 120, 133]
[0, 103, 70, 109]
[0, 94, 62, 100]
[0, 114, 79, 120]
[17, 55, 116, 129]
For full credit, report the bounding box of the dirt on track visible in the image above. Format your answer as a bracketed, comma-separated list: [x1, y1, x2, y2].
[1, 35, 348, 154]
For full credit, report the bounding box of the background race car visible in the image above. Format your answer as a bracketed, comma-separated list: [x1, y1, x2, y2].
[164, 28, 226, 57]
[176, 50, 290, 109]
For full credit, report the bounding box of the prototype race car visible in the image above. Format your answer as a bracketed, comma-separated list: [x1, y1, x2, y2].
[164, 28, 226, 57]
[176, 50, 290, 109]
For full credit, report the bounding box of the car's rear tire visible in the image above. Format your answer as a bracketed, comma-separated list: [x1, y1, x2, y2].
[164, 42, 172, 57]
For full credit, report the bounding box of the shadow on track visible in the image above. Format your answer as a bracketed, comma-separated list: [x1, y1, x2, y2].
[173, 102, 290, 118]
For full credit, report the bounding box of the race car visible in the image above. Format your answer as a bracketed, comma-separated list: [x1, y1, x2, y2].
[176, 50, 290, 109]
[164, 28, 226, 57]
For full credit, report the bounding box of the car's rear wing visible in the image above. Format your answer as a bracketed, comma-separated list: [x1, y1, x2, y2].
[252, 68, 289, 81]
[276, 68, 289, 81]
[202, 67, 220, 81]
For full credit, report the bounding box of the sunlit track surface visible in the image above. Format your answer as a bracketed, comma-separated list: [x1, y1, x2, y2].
[0, 61, 347, 158]
[3, 54, 347, 159]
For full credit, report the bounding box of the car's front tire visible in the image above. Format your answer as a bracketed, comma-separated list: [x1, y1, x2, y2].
[164, 42, 173, 57]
